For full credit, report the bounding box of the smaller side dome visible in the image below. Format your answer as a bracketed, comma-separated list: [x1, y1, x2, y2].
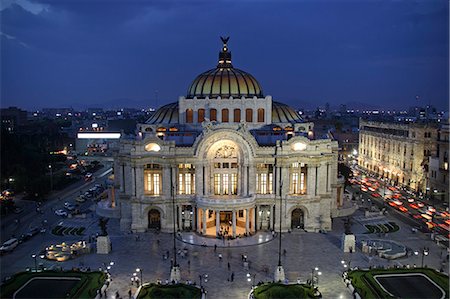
[272, 102, 303, 123]
[146, 102, 179, 124]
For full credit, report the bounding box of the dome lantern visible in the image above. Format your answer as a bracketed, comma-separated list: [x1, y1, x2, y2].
[186, 37, 263, 99]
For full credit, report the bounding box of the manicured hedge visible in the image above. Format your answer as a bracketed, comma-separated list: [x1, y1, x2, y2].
[0, 270, 106, 299]
[137, 283, 202, 299]
[348, 268, 449, 299]
[253, 283, 319, 299]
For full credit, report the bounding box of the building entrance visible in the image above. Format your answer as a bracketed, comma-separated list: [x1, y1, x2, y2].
[148, 209, 161, 229]
[291, 208, 304, 229]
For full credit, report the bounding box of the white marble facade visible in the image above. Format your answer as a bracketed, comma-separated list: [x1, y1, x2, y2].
[114, 39, 344, 236]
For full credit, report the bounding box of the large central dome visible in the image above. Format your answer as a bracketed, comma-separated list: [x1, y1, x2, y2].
[187, 37, 263, 99]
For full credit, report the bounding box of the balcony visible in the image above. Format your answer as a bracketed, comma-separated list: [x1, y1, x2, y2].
[196, 195, 256, 209]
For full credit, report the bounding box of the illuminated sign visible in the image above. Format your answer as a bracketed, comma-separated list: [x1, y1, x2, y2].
[77, 133, 121, 139]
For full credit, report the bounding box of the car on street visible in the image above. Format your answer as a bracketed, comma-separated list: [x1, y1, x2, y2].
[398, 206, 408, 213]
[64, 202, 76, 211]
[371, 193, 381, 198]
[0, 238, 18, 254]
[84, 173, 93, 181]
[26, 227, 40, 238]
[76, 195, 86, 203]
[407, 198, 414, 203]
[417, 202, 425, 208]
[55, 209, 68, 217]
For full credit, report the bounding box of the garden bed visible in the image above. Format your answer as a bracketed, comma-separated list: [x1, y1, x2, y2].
[347, 268, 449, 299]
[136, 283, 202, 299]
[252, 283, 320, 299]
[0, 270, 106, 299]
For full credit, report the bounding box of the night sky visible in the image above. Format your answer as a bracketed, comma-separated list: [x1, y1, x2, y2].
[1, 0, 448, 111]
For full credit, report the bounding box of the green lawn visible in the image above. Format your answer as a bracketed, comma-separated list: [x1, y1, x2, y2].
[252, 283, 319, 299]
[137, 283, 202, 299]
[0, 270, 106, 299]
[348, 268, 449, 299]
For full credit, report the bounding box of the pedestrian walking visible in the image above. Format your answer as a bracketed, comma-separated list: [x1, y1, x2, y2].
[227, 262, 230, 270]
[104, 290, 107, 297]
[230, 272, 234, 282]
[116, 291, 120, 298]
[128, 289, 132, 299]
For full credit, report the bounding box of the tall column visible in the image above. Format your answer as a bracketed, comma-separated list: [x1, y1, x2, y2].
[178, 205, 183, 231]
[216, 210, 220, 236]
[202, 209, 207, 235]
[232, 210, 236, 238]
[248, 165, 256, 194]
[270, 205, 274, 230]
[135, 166, 144, 198]
[307, 163, 317, 197]
[245, 208, 250, 234]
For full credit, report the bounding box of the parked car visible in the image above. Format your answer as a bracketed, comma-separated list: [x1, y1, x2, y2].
[0, 238, 18, 254]
[76, 195, 86, 203]
[64, 202, 76, 211]
[84, 173, 93, 181]
[26, 227, 40, 238]
[55, 209, 68, 217]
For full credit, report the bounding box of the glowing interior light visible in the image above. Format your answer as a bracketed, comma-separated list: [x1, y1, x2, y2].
[292, 142, 307, 151]
[145, 143, 161, 152]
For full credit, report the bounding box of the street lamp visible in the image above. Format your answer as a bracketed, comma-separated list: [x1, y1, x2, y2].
[136, 268, 143, 285]
[341, 259, 352, 270]
[310, 267, 319, 286]
[48, 165, 53, 191]
[317, 271, 322, 286]
[31, 254, 37, 271]
[421, 247, 429, 267]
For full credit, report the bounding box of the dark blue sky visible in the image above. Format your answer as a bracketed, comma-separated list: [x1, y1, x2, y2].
[1, 0, 448, 111]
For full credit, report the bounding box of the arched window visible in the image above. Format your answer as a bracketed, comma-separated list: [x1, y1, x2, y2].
[257, 108, 265, 123]
[210, 109, 217, 121]
[245, 109, 253, 122]
[213, 145, 238, 196]
[222, 109, 229, 122]
[233, 109, 241, 123]
[198, 109, 205, 123]
[186, 109, 193, 123]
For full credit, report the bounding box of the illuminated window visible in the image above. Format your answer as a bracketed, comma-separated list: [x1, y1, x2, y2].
[256, 164, 274, 194]
[290, 163, 307, 195]
[245, 109, 253, 122]
[210, 109, 217, 121]
[198, 109, 205, 123]
[257, 108, 265, 122]
[144, 164, 162, 196]
[178, 164, 195, 195]
[212, 145, 238, 196]
[223, 174, 229, 195]
[234, 109, 241, 123]
[214, 174, 221, 195]
[231, 174, 237, 195]
[222, 109, 229, 122]
[186, 109, 193, 123]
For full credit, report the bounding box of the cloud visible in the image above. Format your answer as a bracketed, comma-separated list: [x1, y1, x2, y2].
[0, 31, 29, 48]
[0, 0, 49, 14]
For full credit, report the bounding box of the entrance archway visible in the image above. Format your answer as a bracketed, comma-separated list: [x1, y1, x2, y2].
[291, 208, 304, 229]
[148, 209, 161, 229]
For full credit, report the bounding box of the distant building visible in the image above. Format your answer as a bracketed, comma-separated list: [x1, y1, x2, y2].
[0, 106, 27, 133]
[358, 119, 438, 195]
[428, 123, 449, 202]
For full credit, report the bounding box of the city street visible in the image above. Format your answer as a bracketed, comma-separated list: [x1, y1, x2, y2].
[1, 192, 448, 298]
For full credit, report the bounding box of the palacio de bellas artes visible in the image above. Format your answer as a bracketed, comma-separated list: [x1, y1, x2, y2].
[113, 38, 351, 237]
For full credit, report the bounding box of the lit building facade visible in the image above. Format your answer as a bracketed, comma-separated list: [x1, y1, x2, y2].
[114, 38, 348, 236]
[428, 123, 449, 202]
[358, 119, 438, 194]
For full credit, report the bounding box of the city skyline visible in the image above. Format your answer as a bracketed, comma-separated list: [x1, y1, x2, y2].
[1, 0, 449, 111]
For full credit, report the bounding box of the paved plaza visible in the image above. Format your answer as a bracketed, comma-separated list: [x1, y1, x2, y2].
[1, 201, 448, 299]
